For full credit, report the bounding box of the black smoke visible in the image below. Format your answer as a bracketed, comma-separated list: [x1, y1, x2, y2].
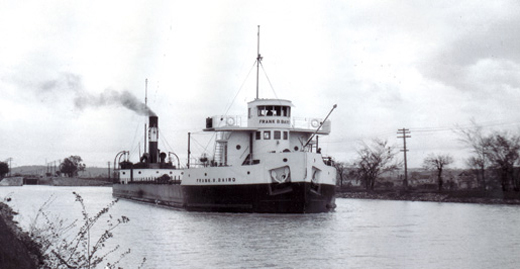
[74, 89, 156, 116]
[37, 72, 155, 116]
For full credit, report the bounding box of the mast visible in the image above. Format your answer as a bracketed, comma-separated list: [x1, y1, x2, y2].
[256, 25, 262, 99]
[144, 78, 148, 154]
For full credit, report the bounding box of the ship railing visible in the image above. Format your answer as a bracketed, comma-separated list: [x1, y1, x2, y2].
[189, 159, 229, 168]
[322, 156, 335, 167]
[128, 176, 182, 185]
[205, 115, 331, 133]
[291, 117, 331, 133]
[206, 115, 246, 129]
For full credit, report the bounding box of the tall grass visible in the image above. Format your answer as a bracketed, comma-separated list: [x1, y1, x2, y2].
[28, 192, 145, 269]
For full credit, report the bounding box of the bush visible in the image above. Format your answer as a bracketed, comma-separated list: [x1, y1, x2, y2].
[28, 192, 145, 269]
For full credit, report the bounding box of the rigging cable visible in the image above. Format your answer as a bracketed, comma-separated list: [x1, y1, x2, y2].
[128, 121, 142, 159]
[158, 128, 176, 154]
[221, 60, 257, 116]
[200, 60, 258, 158]
[259, 61, 280, 101]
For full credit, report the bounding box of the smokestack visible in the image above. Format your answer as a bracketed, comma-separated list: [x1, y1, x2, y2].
[148, 116, 159, 163]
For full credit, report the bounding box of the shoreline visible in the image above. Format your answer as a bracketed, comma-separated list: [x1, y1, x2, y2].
[336, 189, 520, 205]
[0, 176, 112, 187]
[0, 202, 41, 268]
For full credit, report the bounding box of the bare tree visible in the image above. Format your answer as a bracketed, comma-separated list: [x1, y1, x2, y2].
[483, 132, 520, 191]
[456, 120, 489, 189]
[423, 153, 454, 191]
[353, 139, 400, 191]
[333, 161, 347, 187]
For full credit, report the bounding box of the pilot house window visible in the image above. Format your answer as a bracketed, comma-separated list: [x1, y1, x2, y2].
[257, 105, 291, 117]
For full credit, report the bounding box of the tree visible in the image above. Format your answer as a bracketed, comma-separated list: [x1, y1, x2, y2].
[457, 121, 520, 191]
[483, 132, 520, 191]
[59, 156, 86, 177]
[0, 162, 9, 178]
[353, 139, 401, 191]
[423, 153, 454, 191]
[333, 162, 347, 187]
[456, 120, 490, 189]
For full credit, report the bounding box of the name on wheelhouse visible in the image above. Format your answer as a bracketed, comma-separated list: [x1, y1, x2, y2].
[258, 119, 290, 124]
[196, 178, 237, 183]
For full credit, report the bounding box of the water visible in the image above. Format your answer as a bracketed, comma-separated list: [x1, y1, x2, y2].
[1, 186, 520, 269]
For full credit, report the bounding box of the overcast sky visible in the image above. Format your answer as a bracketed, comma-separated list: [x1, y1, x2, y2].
[2, 0, 520, 170]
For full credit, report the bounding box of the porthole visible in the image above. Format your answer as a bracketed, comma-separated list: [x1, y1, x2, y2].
[170, 172, 173, 174]
[294, 146, 299, 151]
[122, 172, 126, 175]
[138, 171, 142, 174]
[283, 158, 288, 162]
[236, 145, 241, 150]
[156, 171, 159, 174]
[247, 171, 250, 175]
[205, 173, 207, 176]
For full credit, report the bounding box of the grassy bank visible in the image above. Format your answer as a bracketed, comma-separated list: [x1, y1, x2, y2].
[0, 202, 41, 269]
[337, 189, 520, 205]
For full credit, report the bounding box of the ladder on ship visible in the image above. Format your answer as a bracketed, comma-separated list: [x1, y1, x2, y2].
[213, 132, 230, 166]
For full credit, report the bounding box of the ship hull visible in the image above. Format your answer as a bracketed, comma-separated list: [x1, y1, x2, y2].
[113, 182, 335, 213]
[113, 183, 184, 208]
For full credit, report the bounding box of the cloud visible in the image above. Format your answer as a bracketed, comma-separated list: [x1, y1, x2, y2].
[419, 12, 520, 93]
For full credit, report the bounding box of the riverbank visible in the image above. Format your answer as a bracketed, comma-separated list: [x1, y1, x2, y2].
[0, 202, 41, 269]
[337, 189, 520, 205]
[38, 177, 112, 186]
[0, 176, 112, 186]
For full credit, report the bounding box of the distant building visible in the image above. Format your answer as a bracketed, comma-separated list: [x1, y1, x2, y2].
[455, 170, 477, 189]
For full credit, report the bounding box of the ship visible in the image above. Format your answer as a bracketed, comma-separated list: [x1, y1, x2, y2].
[113, 27, 337, 213]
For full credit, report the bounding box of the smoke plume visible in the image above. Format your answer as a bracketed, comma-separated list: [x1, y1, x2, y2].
[29, 72, 155, 116]
[74, 89, 156, 116]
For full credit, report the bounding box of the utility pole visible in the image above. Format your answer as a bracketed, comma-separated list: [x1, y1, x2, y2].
[397, 128, 411, 190]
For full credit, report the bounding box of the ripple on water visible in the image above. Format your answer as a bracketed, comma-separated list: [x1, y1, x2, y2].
[1, 187, 520, 269]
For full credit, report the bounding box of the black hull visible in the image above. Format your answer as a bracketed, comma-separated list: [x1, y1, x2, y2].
[113, 182, 335, 213]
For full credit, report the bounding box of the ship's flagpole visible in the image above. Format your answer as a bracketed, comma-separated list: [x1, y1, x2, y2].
[256, 25, 262, 99]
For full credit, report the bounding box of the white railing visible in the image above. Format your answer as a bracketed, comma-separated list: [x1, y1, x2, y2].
[291, 117, 331, 133]
[208, 115, 247, 128]
[207, 115, 331, 132]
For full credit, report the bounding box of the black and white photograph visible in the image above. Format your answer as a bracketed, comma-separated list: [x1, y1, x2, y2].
[1, 1, 520, 268]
